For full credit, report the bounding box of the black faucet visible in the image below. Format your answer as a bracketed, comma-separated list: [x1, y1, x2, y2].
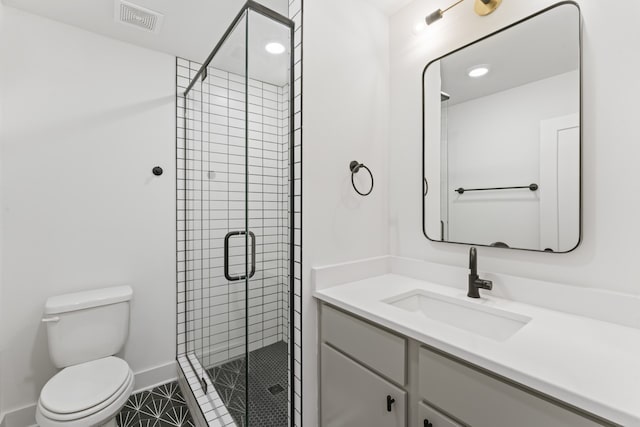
[468, 247, 493, 298]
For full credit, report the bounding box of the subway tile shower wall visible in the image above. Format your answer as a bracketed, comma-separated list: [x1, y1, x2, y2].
[176, 60, 291, 368]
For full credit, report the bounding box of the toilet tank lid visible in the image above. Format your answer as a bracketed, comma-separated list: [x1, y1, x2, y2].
[44, 286, 133, 315]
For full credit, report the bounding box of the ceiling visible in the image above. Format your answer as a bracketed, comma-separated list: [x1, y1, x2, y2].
[2, 0, 291, 85]
[3, 0, 423, 85]
[363, 0, 416, 15]
[439, 3, 580, 105]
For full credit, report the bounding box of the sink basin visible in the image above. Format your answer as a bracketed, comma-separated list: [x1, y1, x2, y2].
[384, 290, 531, 341]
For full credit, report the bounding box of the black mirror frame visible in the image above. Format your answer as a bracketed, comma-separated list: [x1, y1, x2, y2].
[421, 1, 583, 254]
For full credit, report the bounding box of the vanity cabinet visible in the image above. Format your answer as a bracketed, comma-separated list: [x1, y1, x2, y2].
[321, 343, 407, 427]
[319, 303, 613, 427]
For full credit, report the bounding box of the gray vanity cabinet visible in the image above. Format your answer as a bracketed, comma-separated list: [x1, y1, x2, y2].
[321, 343, 407, 427]
[319, 303, 614, 427]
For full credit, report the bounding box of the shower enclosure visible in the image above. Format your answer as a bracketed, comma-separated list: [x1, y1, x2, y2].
[176, 2, 295, 426]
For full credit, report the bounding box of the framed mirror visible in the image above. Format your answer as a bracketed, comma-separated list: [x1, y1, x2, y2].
[422, 2, 581, 253]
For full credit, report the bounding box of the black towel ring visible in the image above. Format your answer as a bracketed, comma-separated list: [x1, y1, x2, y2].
[350, 160, 374, 196]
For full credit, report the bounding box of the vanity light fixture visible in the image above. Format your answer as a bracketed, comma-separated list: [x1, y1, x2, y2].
[425, 0, 502, 25]
[265, 42, 285, 55]
[468, 64, 490, 77]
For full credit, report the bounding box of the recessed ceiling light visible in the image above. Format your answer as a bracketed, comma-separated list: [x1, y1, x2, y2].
[468, 65, 490, 78]
[265, 42, 285, 55]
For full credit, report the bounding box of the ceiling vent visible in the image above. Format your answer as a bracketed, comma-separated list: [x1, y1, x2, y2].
[115, 0, 164, 33]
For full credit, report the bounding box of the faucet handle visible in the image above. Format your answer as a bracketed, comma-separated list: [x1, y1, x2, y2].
[478, 279, 493, 290]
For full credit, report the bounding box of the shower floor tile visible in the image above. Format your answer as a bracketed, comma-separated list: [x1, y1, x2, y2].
[116, 381, 194, 427]
[207, 340, 289, 427]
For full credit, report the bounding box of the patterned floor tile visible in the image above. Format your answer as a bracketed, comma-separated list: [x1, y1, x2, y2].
[118, 341, 287, 427]
[151, 382, 180, 401]
[116, 409, 140, 427]
[133, 419, 157, 427]
[161, 405, 193, 427]
[125, 391, 151, 412]
[116, 381, 194, 427]
[140, 396, 170, 419]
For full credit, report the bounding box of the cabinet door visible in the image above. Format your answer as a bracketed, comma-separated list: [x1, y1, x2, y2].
[418, 401, 462, 427]
[321, 343, 407, 427]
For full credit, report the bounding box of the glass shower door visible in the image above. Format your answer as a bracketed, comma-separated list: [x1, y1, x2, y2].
[199, 11, 251, 423]
[181, 3, 293, 426]
[183, 8, 250, 420]
[244, 8, 292, 427]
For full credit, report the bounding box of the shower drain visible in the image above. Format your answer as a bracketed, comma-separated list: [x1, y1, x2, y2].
[267, 384, 285, 395]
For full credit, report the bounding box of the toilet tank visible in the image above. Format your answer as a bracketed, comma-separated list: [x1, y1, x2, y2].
[43, 286, 133, 368]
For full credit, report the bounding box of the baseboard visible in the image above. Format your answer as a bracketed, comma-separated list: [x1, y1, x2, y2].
[132, 360, 178, 393]
[0, 361, 178, 427]
[0, 404, 37, 427]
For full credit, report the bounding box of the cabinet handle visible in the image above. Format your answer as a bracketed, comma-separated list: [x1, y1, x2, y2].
[424, 420, 433, 427]
[386, 395, 395, 412]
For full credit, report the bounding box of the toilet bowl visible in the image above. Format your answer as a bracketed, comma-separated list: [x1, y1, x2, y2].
[36, 357, 134, 427]
[37, 287, 134, 427]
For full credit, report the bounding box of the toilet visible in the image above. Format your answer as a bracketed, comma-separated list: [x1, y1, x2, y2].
[36, 286, 135, 427]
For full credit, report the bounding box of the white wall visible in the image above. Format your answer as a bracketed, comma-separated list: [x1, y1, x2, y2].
[302, 0, 390, 424]
[390, 0, 640, 295]
[0, 5, 176, 416]
[441, 71, 578, 249]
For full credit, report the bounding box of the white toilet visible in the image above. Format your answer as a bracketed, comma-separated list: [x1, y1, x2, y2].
[36, 286, 135, 427]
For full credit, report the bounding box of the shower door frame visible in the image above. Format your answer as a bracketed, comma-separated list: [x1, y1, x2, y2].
[180, 1, 297, 425]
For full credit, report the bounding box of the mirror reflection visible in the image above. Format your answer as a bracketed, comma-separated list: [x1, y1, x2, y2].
[423, 3, 581, 252]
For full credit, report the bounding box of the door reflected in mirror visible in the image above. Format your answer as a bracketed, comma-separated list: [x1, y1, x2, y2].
[422, 2, 581, 253]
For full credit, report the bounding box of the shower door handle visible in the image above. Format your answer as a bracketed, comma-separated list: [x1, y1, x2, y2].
[224, 231, 256, 281]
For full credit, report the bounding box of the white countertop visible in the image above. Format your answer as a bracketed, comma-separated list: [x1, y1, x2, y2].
[314, 273, 640, 426]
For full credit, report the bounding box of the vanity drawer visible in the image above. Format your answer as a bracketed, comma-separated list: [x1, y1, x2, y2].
[418, 401, 462, 427]
[418, 346, 607, 427]
[321, 304, 406, 385]
[321, 343, 407, 427]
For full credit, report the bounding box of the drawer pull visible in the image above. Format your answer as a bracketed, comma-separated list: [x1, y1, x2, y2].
[424, 420, 433, 427]
[386, 395, 396, 412]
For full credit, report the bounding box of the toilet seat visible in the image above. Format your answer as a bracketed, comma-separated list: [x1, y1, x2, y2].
[36, 357, 134, 427]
